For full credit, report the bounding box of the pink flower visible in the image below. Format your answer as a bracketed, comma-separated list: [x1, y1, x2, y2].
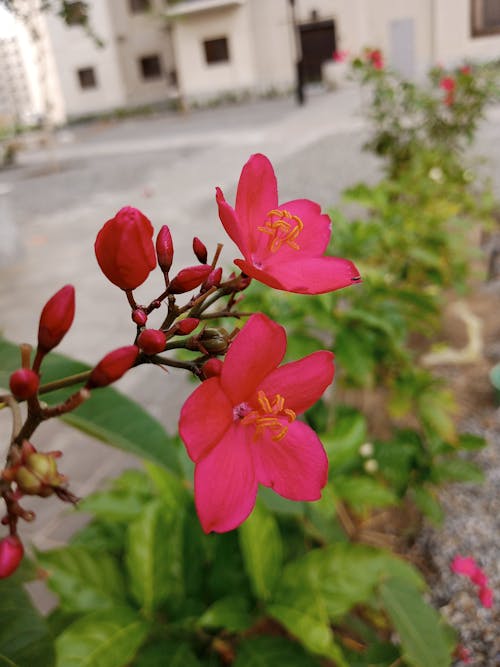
[478, 586, 493, 609]
[216, 154, 360, 294]
[470, 568, 488, 587]
[179, 313, 332, 533]
[366, 48, 383, 70]
[451, 555, 478, 578]
[333, 50, 348, 63]
[440, 76, 456, 106]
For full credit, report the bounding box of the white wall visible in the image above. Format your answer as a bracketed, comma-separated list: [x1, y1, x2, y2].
[44, 0, 126, 119]
[434, 0, 500, 66]
[171, 4, 256, 100]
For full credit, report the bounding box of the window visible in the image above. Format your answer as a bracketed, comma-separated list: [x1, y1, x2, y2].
[129, 0, 151, 13]
[471, 0, 500, 35]
[77, 67, 97, 89]
[203, 37, 229, 64]
[139, 55, 162, 80]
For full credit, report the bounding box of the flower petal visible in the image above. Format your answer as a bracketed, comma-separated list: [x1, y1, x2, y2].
[253, 420, 328, 501]
[262, 256, 361, 294]
[258, 351, 335, 415]
[179, 377, 233, 462]
[235, 154, 278, 247]
[194, 423, 257, 533]
[221, 313, 286, 404]
[216, 188, 251, 258]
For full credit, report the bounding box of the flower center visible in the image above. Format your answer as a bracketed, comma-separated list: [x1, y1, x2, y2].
[257, 209, 303, 253]
[240, 390, 296, 441]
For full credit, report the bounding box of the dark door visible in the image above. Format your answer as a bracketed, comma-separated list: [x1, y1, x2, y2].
[299, 19, 336, 83]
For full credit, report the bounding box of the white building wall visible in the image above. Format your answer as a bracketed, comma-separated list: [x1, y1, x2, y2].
[106, 0, 174, 107]
[170, 3, 256, 100]
[246, 0, 294, 93]
[434, 0, 500, 65]
[44, 0, 126, 119]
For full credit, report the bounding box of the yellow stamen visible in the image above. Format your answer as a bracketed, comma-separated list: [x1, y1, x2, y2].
[241, 390, 296, 441]
[257, 209, 303, 253]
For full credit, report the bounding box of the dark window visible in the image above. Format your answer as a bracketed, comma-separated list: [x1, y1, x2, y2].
[129, 0, 151, 13]
[471, 0, 500, 35]
[139, 54, 162, 80]
[203, 37, 229, 64]
[77, 67, 97, 89]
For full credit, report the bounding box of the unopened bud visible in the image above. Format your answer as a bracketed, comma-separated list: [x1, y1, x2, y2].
[202, 358, 223, 378]
[9, 369, 39, 401]
[87, 346, 139, 388]
[0, 535, 24, 579]
[137, 329, 166, 355]
[187, 328, 229, 354]
[38, 285, 75, 353]
[132, 308, 148, 326]
[193, 237, 208, 264]
[15, 452, 64, 496]
[364, 459, 379, 474]
[156, 225, 174, 273]
[204, 267, 222, 289]
[359, 442, 374, 458]
[175, 318, 200, 335]
[169, 265, 212, 294]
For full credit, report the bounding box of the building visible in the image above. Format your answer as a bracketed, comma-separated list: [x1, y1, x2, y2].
[13, 0, 500, 124]
[0, 35, 34, 127]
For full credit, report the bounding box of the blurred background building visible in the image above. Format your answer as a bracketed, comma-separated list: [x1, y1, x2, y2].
[1, 0, 500, 125]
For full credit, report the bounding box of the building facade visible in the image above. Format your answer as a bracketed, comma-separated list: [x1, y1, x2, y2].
[0, 35, 34, 127]
[14, 0, 500, 123]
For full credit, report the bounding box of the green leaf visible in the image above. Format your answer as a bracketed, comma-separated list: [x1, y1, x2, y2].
[432, 458, 484, 484]
[134, 640, 201, 667]
[411, 486, 444, 524]
[456, 433, 487, 451]
[239, 502, 283, 601]
[273, 543, 424, 622]
[322, 408, 367, 468]
[334, 476, 397, 511]
[0, 579, 55, 667]
[380, 578, 452, 667]
[0, 338, 180, 473]
[55, 607, 149, 667]
[267, 598, 347, 666]
[37, 546, 126, 613]
[233, 636, 322, 667]
[198, 596, 252, 632]
[126, 500, 184, 616]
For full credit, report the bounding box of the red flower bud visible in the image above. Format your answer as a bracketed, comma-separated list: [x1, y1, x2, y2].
[204, 267, 222, 289]
[9, 369, 39, 400]
[202, 358, 223, 378]
[193, 237, 208, 264]
[156, 225, 174, 274]
[137, 329, 166, 355]
[38, 285, 75, 353]
[87, 346, 139, 388]
[175, 318, 200, 335]
[132, 308, 148, 326]
[0, 535, 24, 579]
[169, 265, 212, 294]
[95, 206, 156, 290]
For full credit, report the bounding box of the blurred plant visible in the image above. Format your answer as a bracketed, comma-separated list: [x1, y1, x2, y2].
[351, 54, 499, 177]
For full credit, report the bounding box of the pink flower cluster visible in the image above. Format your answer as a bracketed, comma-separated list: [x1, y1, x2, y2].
[451, 555, 494, 608]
